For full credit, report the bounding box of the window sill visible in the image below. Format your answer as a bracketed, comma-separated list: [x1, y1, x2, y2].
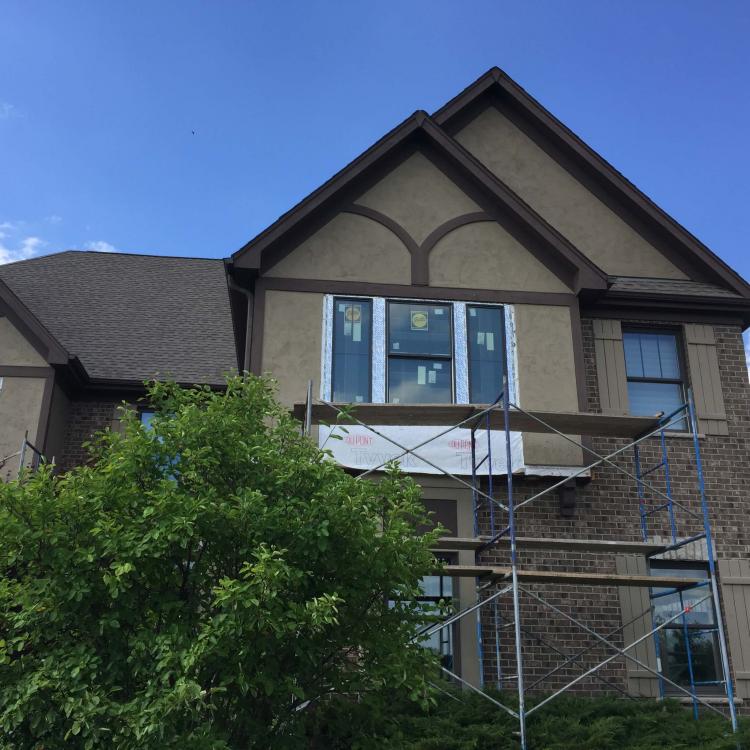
[662, 431, 705, 440]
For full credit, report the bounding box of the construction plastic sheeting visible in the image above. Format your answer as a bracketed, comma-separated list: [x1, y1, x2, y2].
[319, 424, 524, 475]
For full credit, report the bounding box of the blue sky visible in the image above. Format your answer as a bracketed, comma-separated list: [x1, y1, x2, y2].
[1, 4, 748, 284]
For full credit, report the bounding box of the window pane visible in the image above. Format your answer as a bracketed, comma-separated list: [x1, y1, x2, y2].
[140, 411, 155, 428]
[651, 564, 715, 626]
[332, 299, 372, 403]
[627, 381, 687, 429]
[624, 331, 681, 379]
[388, 302, 451, 356]
[467, 306, 504, 403]
[388, 358, 452, 404]
[420, 574, 453, 599]
[661, 629, 720, 687]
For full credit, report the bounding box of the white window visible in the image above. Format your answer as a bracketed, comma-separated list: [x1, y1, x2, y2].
[322, 295, 517, 406]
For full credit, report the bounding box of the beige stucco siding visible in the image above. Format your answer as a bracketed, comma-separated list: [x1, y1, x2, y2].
[0, 317, 47, 366]
[514, 304, 582, 466]
[429, 221, 570, 292]
[261, 290, 323, 407]
[357, 152, 481, 244]
[268, 212, 411, 283]
[455, 107, 687, 279]
[0, 377, 46, 480]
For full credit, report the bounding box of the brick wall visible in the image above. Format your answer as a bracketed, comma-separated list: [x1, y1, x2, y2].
[473, 320, 750, 705]
[58, 398, 121, 472]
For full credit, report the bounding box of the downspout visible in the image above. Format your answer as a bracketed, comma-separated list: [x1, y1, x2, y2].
[224, 261, 254, 373]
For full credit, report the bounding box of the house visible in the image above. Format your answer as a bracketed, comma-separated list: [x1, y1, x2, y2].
[2, 68, 749, 718]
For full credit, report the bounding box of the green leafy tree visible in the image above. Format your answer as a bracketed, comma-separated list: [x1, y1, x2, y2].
[0, 376, 441, 749]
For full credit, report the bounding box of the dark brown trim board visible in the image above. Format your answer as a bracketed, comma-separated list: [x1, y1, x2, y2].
[434, 67, 750, 298]
[230, 109, 608, 295]
[0, 365, 54, 378]
[256, 277, 577, 306]
[347, 207, 496, 287]
[0, 279, 70, 365]
[36, 371, 55, 451]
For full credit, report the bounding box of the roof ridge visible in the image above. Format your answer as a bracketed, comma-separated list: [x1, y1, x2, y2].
[0, 249, 224, 266]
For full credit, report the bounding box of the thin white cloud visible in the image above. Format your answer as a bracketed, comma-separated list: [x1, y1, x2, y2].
[0, 102, 20, 120]
[84, 240, 119, 253]
[44, 214, 63, 224]
[0, 236, 45, 265]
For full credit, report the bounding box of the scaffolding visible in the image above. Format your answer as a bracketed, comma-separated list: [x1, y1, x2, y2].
[0, 430, 47, 480]
[297, 382, 739, 749]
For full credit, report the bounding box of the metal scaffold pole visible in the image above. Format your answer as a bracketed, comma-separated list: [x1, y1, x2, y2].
[297, 376, 739, 744]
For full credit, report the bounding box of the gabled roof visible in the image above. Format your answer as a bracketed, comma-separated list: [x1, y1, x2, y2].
[434, 67, 750, 298]
[0, 275, 70, 365]
[0, 251, 238, 386]
[231, 110, 608, 294]
[608, 276, 742, 299]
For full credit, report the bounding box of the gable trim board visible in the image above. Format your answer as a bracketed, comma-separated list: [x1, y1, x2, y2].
[231, 112, 608, 295]
[0, 279, 70, 366]
[434, 68, 750, 298]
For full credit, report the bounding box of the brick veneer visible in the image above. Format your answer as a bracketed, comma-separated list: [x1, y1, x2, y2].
[58, 399, 121, 472]
[52, 323, 750, 707]
[474, 320, 750, 704]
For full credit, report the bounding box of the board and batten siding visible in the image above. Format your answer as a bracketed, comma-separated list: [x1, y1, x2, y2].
[615, 554, 659, 697]
[683, 324, 728, 435]
[718, 559, 750, 699]
[593, 319, 629, 415]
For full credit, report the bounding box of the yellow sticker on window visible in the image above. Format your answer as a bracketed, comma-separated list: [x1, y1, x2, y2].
[345, 305, 361, 323]
[411, 310, 428, 331]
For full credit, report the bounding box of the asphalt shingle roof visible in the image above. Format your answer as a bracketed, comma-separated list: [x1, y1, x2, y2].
[608, 276, 742, 299]
[0, 251, 238, 385]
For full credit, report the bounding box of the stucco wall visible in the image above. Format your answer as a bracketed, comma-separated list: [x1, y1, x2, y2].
[267, 212, 411, 283]
[0, 376, 46, 480]
[514, 304, 582, 466]
[428, 221, 570, 292]
[357, 151, 481, 245]
[0, 316, 49, 480]
[0, 316, 47, 366]
[455, 106, 687, 279]
[261, 290, 323, 407]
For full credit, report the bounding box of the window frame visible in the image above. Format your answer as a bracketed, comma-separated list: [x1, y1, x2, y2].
[322, 295, 514, 408]
[466, 304, 505, 405]
[623, 326, 689, 430]
[650, 560, 722, 694]
[385, 299, 456, 404]
[331, 296, 374, 404]
[415, 552, 457, 672]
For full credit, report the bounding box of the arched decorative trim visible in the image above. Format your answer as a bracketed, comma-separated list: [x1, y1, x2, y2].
[418, 213, 495, 284]
[345, 206, 495, 286]
[343, 204, 420, 284]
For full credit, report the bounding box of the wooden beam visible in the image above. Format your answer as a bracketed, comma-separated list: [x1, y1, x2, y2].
[433, 536, 668, 555]
[292, 402, 660, 439]
[441, 565, 706, 589]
